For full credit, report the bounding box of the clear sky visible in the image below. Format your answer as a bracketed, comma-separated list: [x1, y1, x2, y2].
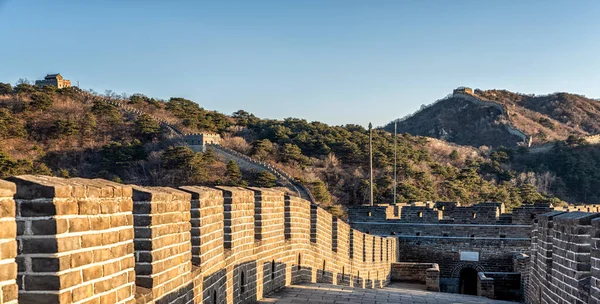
[1, 1, 599, 127]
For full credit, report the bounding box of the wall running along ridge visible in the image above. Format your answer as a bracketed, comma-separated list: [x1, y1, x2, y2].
[0, 175, 394, 304]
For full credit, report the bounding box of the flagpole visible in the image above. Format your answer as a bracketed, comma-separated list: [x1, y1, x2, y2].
[393, 121, 397, 204]
[369, 122, 373, 206]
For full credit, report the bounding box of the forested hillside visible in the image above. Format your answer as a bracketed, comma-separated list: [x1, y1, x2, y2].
[0, 81, 570, 218]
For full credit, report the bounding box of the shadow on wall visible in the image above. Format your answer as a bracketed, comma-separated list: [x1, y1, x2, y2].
[261, 261, 288, 298]
[234, 261, 258, 304]
[201, 268, 227, 304]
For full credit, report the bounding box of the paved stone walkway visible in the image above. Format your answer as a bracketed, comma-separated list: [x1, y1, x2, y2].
[258, 282, 517, 304]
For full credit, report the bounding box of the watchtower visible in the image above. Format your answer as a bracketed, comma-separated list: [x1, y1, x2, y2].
[184, 132, 222, 152]
[34, 73, 72, 89]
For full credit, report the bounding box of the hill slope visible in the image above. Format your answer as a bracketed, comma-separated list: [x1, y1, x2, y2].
[0, 81, 567, 216]
[384, 88, 600, 148]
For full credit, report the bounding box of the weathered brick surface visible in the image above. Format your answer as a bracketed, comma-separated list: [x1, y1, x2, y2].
[7, 176, 135, 304]
[132, 186, 192, 303]
[1, 177, 394, 304]
[177, 186, 225, 304]
[391, 262, 440, 291]
[526, 211, 600, 304]
[0, 180, 17, 304]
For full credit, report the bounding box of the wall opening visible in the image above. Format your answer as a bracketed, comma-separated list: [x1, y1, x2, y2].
[472, 212, 477, 219]
[418, 211, 423, 217]
[367, 211, 372, 217]
[459, 268, 478, 295]
[341, 266, 345, 283]
[322, 260, 326, 273]
[362, 234, 366, 262]
[297, 254, 302, 271]
[213, 290, 217, 304]
[271, 260, 276, 280]
[372, 238, 376, 262]
[240, 271, 246, 294]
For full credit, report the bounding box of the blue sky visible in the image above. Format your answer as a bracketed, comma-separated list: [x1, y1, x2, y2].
[1, 1, 599, 127]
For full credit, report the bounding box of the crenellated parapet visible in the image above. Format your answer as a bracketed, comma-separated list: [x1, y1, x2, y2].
[526, 211, 600, 304]
[5, 175, 136, 304]
[349, 201, 568, 226]
[0, 176, 394, 304]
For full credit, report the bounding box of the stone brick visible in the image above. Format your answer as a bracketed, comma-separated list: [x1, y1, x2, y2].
[0, 262, 16, 281]
[71, 250, 94, 267]
[0, 199, 15, 218]
[57, 236, 81, 252]
[83, 265, 104, 281]
[1, 283, 18, 301]
[60, 270, 82, 288]
[0, 240, 17, 259]
[72, 283, 94, 302]
[31, 256, 71, 272]
[82, 233, 104, 248]
[69, 217, 91, 232]
[24, 274, 60, 290]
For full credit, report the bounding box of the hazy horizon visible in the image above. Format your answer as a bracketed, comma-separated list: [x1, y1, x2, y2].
[2, 0, 600, 127]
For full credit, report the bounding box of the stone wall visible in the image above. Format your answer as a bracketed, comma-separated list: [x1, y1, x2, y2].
[352, 222, 533, 238]
[526, 211, 600, 304]
[477, 272, 521, 301]
[348, 202, 555, 226]
[0, 176, 394, 304]
[397, 236, 530, 293]
[7, 176, 136, 304]
[131, 186, 192, 303]
[390, 262, 440, 291]
[0, 181, 17, 304]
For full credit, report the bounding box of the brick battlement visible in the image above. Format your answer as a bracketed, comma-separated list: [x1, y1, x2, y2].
[526, 211, 600, 304]
[348, 202, 598, 227]
[0, 176, 394, 304]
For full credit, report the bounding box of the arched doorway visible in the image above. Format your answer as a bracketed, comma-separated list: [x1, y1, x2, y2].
[459, 267, 478, 295]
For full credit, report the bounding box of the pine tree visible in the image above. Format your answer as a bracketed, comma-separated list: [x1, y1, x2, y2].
[255, 171, 276, 187]
[225, 160, 246, 186]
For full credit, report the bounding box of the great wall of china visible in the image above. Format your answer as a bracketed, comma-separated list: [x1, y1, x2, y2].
[2, 89, 592, 303]
[0, 175, 393, 304]
[77, 90, 315, 204]
[6, 176, 600, 303]
[453, 91, 600, 153]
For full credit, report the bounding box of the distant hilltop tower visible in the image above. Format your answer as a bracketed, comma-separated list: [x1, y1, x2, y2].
[184, 132, 221, 152]
[453, 86, 473, 95]
[35, 73, 72, 89]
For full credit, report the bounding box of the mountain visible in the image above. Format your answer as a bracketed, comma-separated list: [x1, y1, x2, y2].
[384, 88, 600, 148]
[1, 81, 562, 215]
